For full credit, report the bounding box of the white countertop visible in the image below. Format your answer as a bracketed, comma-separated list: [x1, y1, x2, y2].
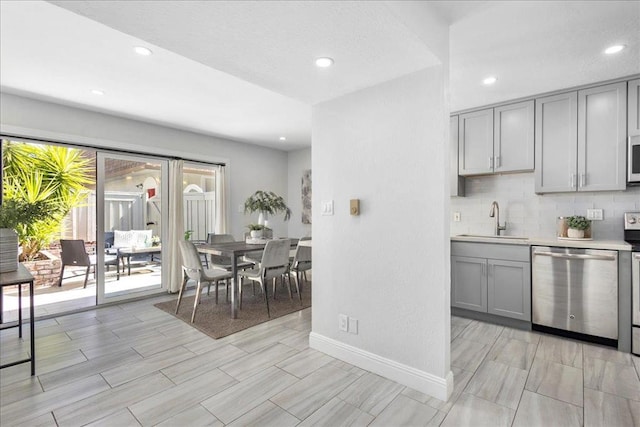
[451, 234, 632, 251]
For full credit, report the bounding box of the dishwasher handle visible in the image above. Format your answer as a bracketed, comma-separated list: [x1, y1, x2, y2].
[533, 251, 616, 261]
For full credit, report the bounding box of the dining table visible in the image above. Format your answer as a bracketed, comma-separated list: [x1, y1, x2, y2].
[196, 238, 299, 318]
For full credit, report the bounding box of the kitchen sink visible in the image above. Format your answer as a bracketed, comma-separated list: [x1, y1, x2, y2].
[456, 234, 529, 241]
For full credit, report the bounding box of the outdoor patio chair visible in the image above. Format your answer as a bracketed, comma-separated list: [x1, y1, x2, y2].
[58, 239, 118, 288]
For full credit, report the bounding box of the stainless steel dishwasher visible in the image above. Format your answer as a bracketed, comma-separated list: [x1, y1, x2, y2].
[531, 246, 618, 342]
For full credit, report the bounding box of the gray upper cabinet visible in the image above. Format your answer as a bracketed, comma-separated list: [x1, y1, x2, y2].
[459, 109, 494, 175]
[458, 101, 534, 176]
[450, 115, 465, 197]
[535, 92, 578, 193]
[494, 100, 535, 173]
[578, 82, 627, 192]
[629, 79, 640, 136]
[536, 82, 626, 193]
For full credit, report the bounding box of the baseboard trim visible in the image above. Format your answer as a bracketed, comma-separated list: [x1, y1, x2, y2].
[309, 332, 452, 401]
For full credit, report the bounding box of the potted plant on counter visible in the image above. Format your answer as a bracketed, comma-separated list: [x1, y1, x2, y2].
[566, 215, 591, 238]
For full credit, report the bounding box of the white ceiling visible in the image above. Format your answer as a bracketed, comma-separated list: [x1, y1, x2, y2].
[1, 1, 638, 151]
[449, 1, 640, 111]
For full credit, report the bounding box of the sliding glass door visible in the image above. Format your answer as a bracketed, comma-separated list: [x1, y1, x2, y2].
[96, 152, 168, 303]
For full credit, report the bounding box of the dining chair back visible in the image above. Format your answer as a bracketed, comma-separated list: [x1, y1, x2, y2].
[176, 240, 233, 323]
[238, 239, 291, 317]
[290, 242, 312, 301]
[261, 239, 291, 277]
[179, 240, 203, 282]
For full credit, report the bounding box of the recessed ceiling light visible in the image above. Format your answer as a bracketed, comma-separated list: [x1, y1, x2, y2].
[482, 76, 497, 86]
[91, 89, 105, 95]
[315, 57, 334, 68]
[279, 136, 287, 141]
[134, 46, 153, 56]
[604, 44, 625, 55]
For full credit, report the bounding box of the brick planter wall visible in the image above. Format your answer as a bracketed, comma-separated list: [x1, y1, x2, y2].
[21, 242, 97, 287]
[22, 250, 62, 287]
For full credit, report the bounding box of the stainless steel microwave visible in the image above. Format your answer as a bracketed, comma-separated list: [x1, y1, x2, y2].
[630, 135, 640, 185]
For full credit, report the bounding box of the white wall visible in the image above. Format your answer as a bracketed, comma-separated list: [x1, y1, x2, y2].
[287, 147, 312, 238]
[0, 93, 290, 239]
[451, 173, 640, 239]
[310, 67, 452, 400]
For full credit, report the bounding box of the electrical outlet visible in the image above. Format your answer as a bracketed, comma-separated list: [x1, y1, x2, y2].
[586, 209, 603, 220]
[453, 212, 461, 222]
[339, 314, 348, 332]
[348, 318, 358, 334]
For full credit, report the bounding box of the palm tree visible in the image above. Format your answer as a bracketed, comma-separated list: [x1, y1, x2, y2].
[2, 141, 94, 260]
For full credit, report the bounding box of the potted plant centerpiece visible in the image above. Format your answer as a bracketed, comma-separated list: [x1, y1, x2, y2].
[244, 190, 291, 228]
[566, 215, 591, 239]
[247, 224, 268, 238]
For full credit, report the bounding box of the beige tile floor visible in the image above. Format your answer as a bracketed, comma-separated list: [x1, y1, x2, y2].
[1, 294, 639, 426]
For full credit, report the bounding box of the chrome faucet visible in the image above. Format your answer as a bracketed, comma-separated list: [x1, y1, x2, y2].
[489, 201, 507, 236]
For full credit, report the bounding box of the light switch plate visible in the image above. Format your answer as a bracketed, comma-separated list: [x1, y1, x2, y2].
[586, 209, 603, 220]
[321, 200, 334, 216]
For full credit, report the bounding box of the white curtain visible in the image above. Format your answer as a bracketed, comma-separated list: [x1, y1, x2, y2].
[214, 165, 228, 234]
[167, 160, 184, 293]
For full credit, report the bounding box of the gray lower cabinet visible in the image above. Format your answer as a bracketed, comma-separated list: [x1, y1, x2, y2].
[451, 242, 531, 321]
[487, 259, 531, 321]
[451, 256, 487, 312]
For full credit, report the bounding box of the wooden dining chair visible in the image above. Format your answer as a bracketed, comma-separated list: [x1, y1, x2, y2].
[176, 240, 233, 323]
[238, 239, 291, 317]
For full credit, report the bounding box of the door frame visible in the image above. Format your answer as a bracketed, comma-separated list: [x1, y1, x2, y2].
[96, 151, 169, 304]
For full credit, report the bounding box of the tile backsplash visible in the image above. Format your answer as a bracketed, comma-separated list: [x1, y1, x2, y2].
[450, 173, 640, 241]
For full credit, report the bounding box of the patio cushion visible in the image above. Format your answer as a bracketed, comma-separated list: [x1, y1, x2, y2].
[113, 229, 152, 249]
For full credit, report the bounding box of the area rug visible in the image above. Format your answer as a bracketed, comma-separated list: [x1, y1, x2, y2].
[154, 281, 311, 339]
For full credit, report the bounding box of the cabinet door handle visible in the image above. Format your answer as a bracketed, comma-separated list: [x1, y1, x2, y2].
[495, 156, 501, 168]
[570, 173, 577, 188]
[488, 157, 494, 170]
[579, 173, 586, 188]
